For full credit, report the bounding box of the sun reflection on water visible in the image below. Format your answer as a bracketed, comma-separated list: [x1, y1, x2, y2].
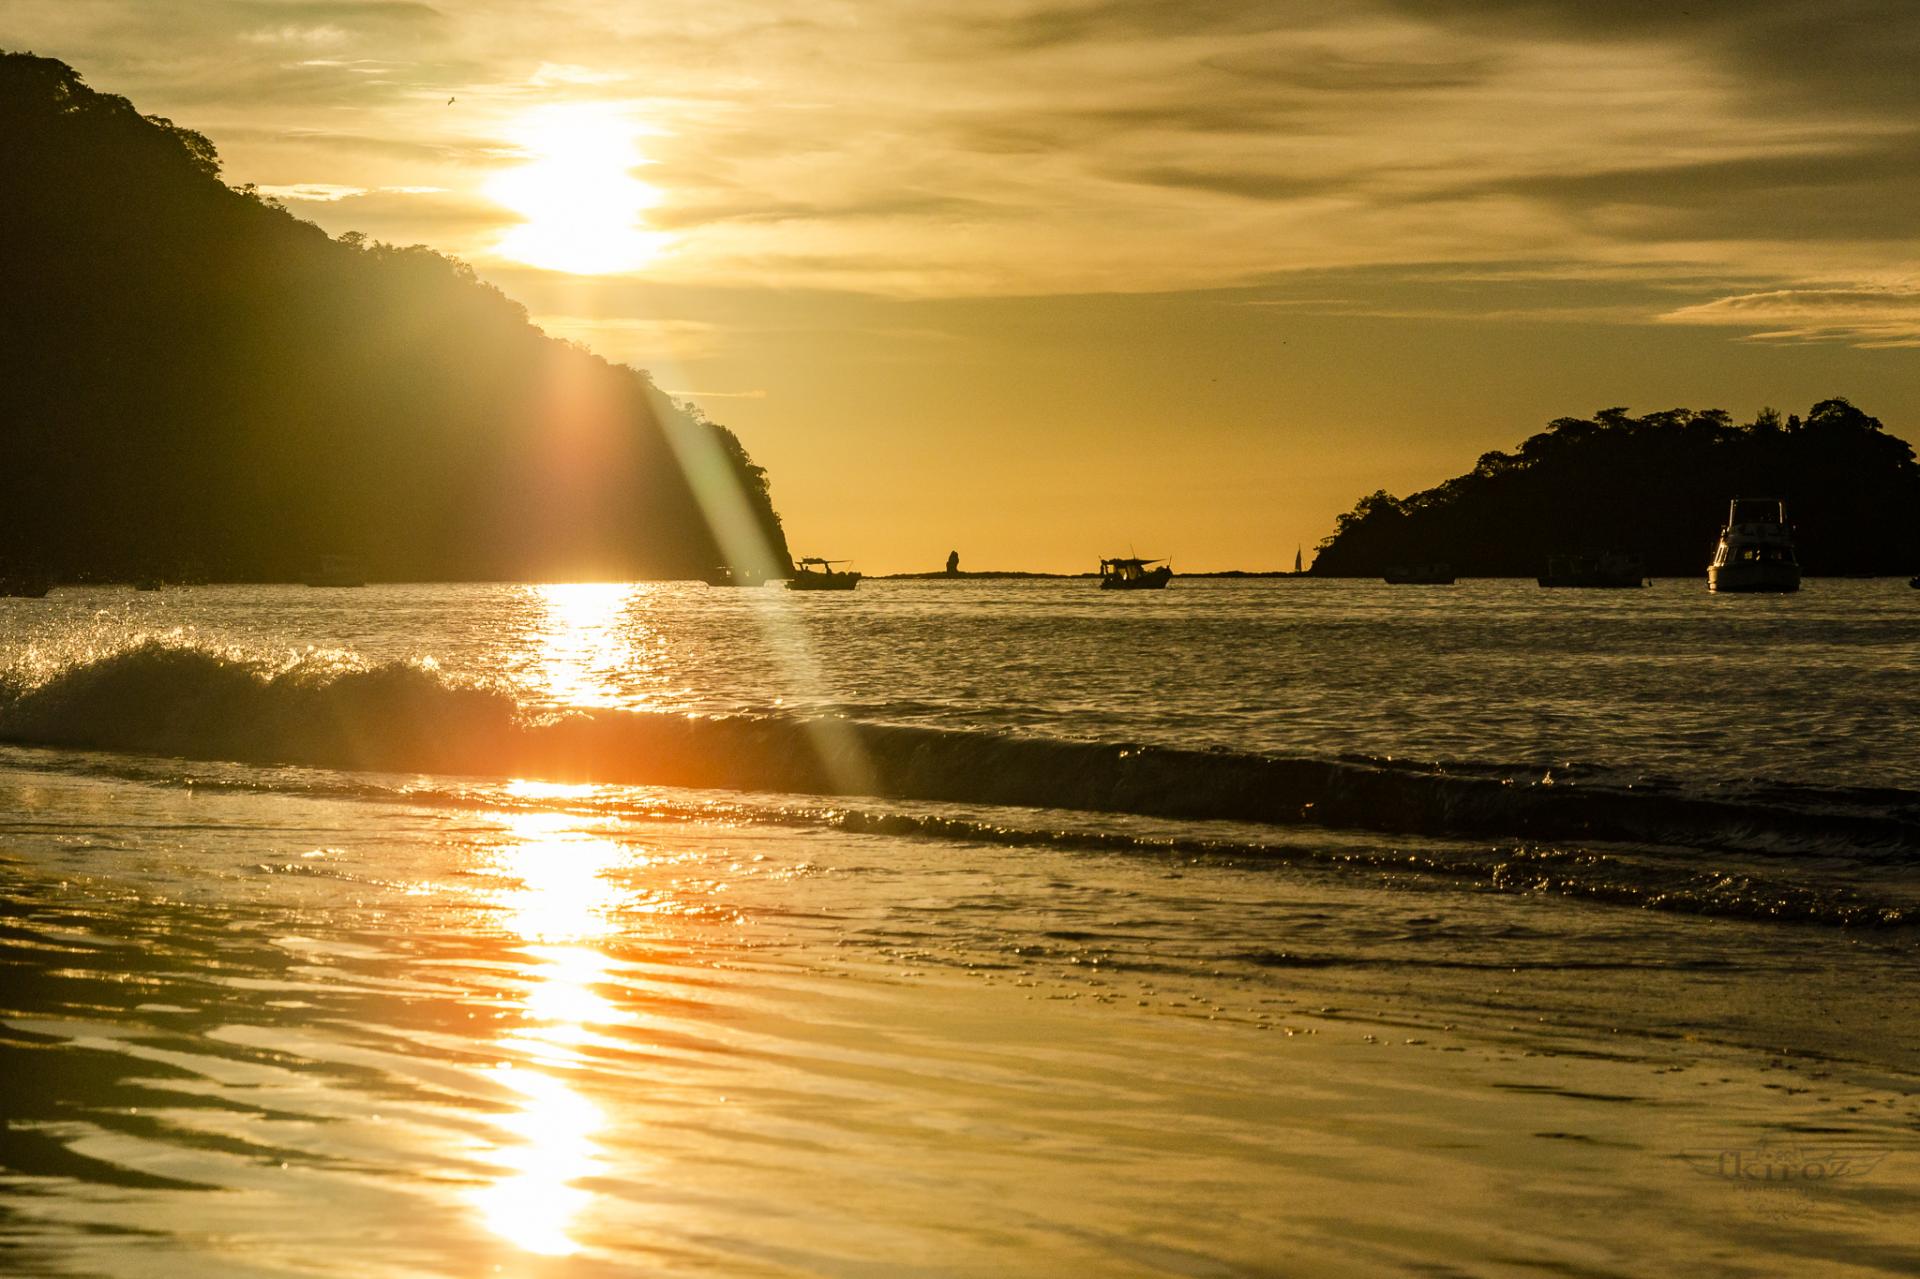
[472, 1061, 603, 1256]
[472, 812, 630, 1257]
[531, 582, 647, 710]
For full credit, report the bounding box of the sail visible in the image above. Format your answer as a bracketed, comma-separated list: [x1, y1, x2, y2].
[1294, 546, 1303, 573]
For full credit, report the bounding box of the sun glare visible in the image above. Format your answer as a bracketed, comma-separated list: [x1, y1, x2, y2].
[471, 814, 629, 1257]
[487, 103, 669, 275]
[530, 582, 648, 709]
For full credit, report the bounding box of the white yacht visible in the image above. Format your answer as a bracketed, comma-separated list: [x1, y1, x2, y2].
[1708, 498, 1800, 594]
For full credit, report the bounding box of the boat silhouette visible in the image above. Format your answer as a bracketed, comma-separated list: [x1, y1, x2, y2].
[1708, 498, 1800, 594]
[1383, 563, 1455, 585]
[786, 557, 860, 591]
[1099, 557, 1172, 590]
[1538, 552, 1648, 588]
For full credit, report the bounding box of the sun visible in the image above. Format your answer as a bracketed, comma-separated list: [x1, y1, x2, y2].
[487, 102, 669, 275]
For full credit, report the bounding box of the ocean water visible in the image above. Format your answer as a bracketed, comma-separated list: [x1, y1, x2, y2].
[2, 579, 1918, 1276]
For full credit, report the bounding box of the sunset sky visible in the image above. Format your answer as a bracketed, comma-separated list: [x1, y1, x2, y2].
[11, 0, 1919, 571]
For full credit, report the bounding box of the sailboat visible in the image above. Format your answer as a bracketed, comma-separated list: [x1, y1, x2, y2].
[1293, 546, 1304, 575]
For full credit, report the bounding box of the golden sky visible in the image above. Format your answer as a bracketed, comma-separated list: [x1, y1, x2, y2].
[13, 0, 1919, 571]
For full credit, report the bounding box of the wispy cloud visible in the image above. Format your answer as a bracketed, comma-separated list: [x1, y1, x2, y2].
[256, 182, 446, 202]
[7, 0, 1920, 309]
[257, 182, 367, 202]
[241, 24, 350, 47]
[1661, 287, 1920, 348]
[532, 315, 727, 363]
[528, 62, 628, 87]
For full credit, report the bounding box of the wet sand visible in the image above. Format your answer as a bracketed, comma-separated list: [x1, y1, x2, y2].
[2, 766, 1917, 1277]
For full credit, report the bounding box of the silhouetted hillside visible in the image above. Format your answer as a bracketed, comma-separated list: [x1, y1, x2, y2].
[0, 53, 792, 582]
[1313, 401, 1920, 577]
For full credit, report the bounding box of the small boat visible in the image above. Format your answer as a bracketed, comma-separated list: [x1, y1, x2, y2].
[1099, 557, 1172, 590]
[786, 557, 860, 591]
[1538, 552, 1648, 588]
[1707, 498, 1800, 594]
[1293, 546, 1305, 575]
[1383, 563, 1455, 585]
[1909, 576, 1919, 589]
[703, 566, 766, 587]
[0, 570, 54, 598]
[304, 554, 366, 588]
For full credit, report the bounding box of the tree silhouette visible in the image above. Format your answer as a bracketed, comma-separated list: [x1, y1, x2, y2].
[0, 52, 793, 583]
[1314, 400, 1919, 576]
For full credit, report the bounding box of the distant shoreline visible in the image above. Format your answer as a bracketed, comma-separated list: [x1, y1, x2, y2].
[873, 569, 1312, 580]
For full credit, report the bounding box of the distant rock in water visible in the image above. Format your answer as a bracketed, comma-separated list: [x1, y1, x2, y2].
[0, 53, 793, 583]
[1312, 402, 1920, 577]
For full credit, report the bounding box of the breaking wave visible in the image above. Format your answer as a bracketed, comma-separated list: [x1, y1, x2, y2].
[3, 640, 1918, 871]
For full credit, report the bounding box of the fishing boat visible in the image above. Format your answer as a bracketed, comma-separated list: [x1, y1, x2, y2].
[1383, 563, 1455, 585]
[1538, 552, 1648, 588]
[1707, 498, 1800, 594]
[786, 557, 860, 591]
[1098, 557, 1172, 590]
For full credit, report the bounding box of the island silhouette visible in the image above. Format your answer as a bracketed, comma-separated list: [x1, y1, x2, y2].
[1312, 401, 1920, 578]
[8, 55, 1918, 587]
[0, 53, 792, 584]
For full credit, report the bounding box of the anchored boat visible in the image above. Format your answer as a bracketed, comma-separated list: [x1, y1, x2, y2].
[1538, 552, 1648, 588]
[1099, 557, 1172, 590]
[703, 566, 767, 587]
[1707, 498, 1800, 594]
[786, 557, 860, 591]
[1383, 563, 1455, 585]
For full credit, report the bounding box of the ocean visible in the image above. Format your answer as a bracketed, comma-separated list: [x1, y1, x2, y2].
[2, 579, 1917, 1276]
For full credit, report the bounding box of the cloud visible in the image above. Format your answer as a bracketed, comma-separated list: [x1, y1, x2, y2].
[1376, 0, 1920, 112]
[1202, 44, 1498, 92]
[528, 62, 627, 87]
[8, 0, 1920, 308]
[974, 0, 1311, 51]
[257, 182, 368, 201]
[1446, 135, 1920, 244]
[1660, 287, 1920, 348]
[532, 315, 728, 363]
[256, 182, 445, 202]
[1109, 165, 1352, 201]
[241, 24, 350, 47]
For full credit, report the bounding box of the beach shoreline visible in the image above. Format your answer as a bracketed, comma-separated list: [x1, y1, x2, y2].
[2, 759, 1917, 1276]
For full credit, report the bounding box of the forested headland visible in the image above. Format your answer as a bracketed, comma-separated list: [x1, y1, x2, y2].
[1313, 400, 1920, 577]
[0, 53, 792, 583]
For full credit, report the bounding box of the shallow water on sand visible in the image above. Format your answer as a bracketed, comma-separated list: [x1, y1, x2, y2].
[2, 580, 1918, 1275]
